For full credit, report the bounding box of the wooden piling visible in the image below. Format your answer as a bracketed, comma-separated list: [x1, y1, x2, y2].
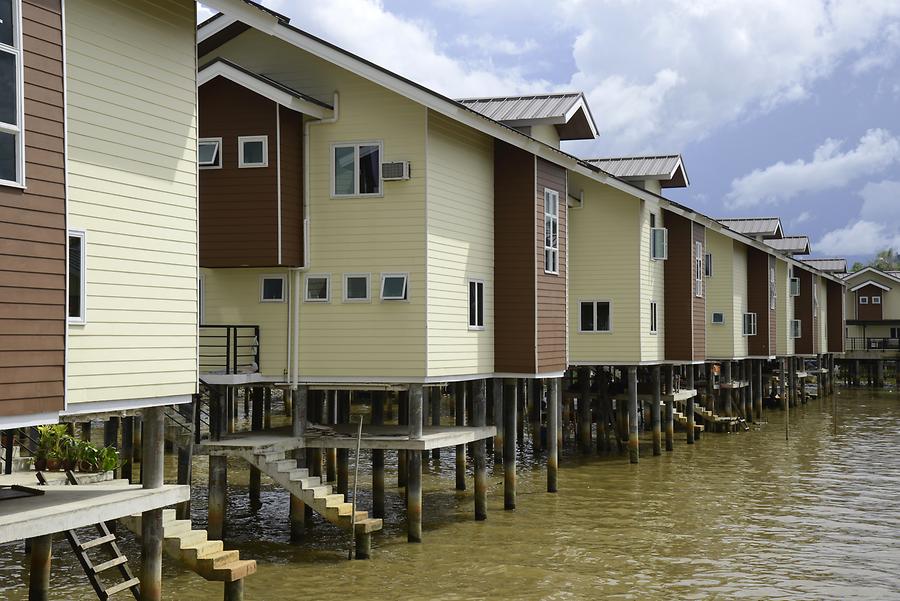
[398, 391, 408, 488]
[578, 367, 592, 453]
[175, 440, 193, 520]
[755, 360, 764, 420]
[407, 384, 423, 543]
[492, 378, 503, 463]
[529, 379, 542, 451]
[224, 580, 244, 601]
[28, 534, 52, 601]
[141, 406, 164, 601]
[722, 361, 733, 417]
[516, 378, 527, 442]
[650, 366, 662, 456]
[121, 416, 134, 483]
[325, 391, 337, 483]
[664, 365, 674, 452]
[503, 378, 517, 510]
[628, 367, 639, 464]
[337, 391, 350, 495]
[597, 370, 610, 453]
[455, 382, 466, 491]
[290, 387, 308, 541]
[430, 386, 441, 460]
[547, 378, 559, 492]
[473, 379, 487, 520]
[264, 387, 272, 430]
[104, 417, 120, 478]
[686, 365, 695, 444]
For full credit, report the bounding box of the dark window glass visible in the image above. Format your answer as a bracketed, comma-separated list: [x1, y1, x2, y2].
[476, 282, 483, 326]
[0, 0, 12, 47]
[0, 130, 13, 181]
[469, 281, 477, 326]
[597, 302, 610, 331]
[306, 277, 328, 300]
[68, 235, 82, 319]
[358, 145, 380, 194]
[580, 302, 594, 332]
[198, 141, 219, 166]
[650, 213, 656, 227]
[382, 275, 407, 300]
[346, 276, 368, 300]
[334, 146, 355, 195]
[0, 51, 15, 126]
[262, 277, 284, 301]
[242, 139, 264, 165]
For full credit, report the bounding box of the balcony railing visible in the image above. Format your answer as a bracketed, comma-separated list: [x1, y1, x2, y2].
[199, 324, 260, 375]
[846, 337, 900, 352]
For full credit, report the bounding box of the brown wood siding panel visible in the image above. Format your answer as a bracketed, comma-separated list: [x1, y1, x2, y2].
[199, 77, 280, 268]
[692, 223, 706, 361]
[662, 210, 692, 361]
[827, 280, 844, 352]
[535, 158, 567, 373]
[0, 0, 65, 419]
[794, 269, 814, 355]
[494, 141, 536, 373]
[856, 284, 883, 321]
[746, 248, 773, 356]
[279, 106, 303, 266]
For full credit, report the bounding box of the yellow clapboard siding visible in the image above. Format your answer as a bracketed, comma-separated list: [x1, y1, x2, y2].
[66, 381, 196, 405]
[732, 243, 749, 358]
[706, 230, 735, 358]
[776, 258, 794, 356]
[640, 205, 666, 361]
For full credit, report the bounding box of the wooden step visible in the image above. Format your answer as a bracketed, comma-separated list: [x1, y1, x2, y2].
[353, 517, 383, 534]
[255, 450, 284, 462]
[197, 549, 240, 572]
[102, 576, 141, 597]
[209, 558, 257, 582]
[272, 459, 297, 472]
[91, 555, 127, 574]
[77, 533, 116, 551]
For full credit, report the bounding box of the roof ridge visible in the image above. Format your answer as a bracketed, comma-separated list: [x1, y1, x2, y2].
[718, 216, 782, 221]
[588, 154, 681, 161]
[455, 92, 583, 102]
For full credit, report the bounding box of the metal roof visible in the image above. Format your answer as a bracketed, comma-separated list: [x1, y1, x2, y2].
[455, 93, 597, 140]
[586, 155, 688, 188]
[718, 217, 784, 238]
[801, 258, 847, 273]
[764, 236, 811, 255]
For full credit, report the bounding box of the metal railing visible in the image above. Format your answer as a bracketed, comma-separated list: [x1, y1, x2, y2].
[199, 324, 260, 375]
[846, 337, 900, 351]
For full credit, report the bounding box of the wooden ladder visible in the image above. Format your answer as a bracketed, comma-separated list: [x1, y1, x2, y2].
[35, 471, 141, 600]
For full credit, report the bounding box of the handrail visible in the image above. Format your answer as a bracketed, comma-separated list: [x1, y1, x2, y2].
[198, 324, 261, 375]
[847, 337, 900, 351]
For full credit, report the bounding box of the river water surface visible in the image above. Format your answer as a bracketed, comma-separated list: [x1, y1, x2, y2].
[2, 388, 899, 600]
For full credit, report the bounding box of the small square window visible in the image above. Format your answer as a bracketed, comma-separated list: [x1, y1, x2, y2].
[381, 273, 408, 301]
[305, 274, 330, 302]
[580, 300, 611, 333]
[711, 312, 725, 325]
[344, 274, 370, 302]
[198, 138, 221, 169]
[239, 135, 268, 168]
[260, 275, 285, 302]
[873, 295, 882, 305]
[859, 296, 869, 305]
[468, 279, 484, 329]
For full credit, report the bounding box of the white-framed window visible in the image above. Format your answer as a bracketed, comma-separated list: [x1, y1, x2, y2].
[769, 267, 777, 310]
[694, 241, 703, 297]
[873, 295, 882, 305]
[380, 273, 408, 301]
[743, 312, 757, 336]
[704, 252, 713, 277]
[198, 137, 222, 169]
[468, 279, 484, 329]
[332, 142, 382, 197]
[0, 0, 24, 187]
[813, 281, 818, 310]
[260, 275, 286, 302]
[238, 135, 268, 168]
[859, 296, 869, 305]
[304, 274, 330, 302]
[544, 188, 559, 274]
[68, 230, 86, 324]
[343, 273, 370, 302]
[580, 300, 612, 333]
[711, 311, 725, 325]
[890, 327, 899, 339]
[650, 301, 658, 334]
[651, 226, 668, 260]
[790, 277, 800, 297]
[791, 319, 802, 339]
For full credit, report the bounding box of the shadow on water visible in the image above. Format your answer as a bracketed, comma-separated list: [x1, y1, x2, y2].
[2, 388, 900, 600]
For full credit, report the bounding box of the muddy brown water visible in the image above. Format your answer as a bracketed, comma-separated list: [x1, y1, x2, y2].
[2, 388, 899, 600]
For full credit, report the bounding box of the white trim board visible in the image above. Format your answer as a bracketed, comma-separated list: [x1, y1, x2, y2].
[61, 394, 193, 417]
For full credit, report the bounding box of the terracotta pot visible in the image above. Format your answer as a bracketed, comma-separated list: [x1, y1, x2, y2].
[46, 459, 61, 471]
[34, 458, 47, 471]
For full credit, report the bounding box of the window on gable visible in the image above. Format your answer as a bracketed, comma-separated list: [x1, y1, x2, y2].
[305, 274, 330, 302]
[68, 230, 86, 323]
[790, 277, 800, 297]
[743, 312, 757, 336]
[650, 301, 658, 334]
[580, 301, 611, 333]
[859, 296, 869, 305]
[260, 275, 285, 302]
[704, 252, 713, 277]
[198, 138, 222, 169]
[333, 142, 382, 196]
[0, 0, 22, 187]
[381, 273, 408, 301]
[544, 188, 559, 274]
[344, 273, 370, 302]
[711, 311, 725, 325]
[239, 135, 268, 168]
[468, 279, 484, 329]
[873, 295, 882, 305]
[694, 241, 703, 297]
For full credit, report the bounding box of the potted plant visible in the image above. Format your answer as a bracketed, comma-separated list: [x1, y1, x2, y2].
[76, 440, 99, 472]
[36, 424, 67, 471]
[95, 446, 121, 473]
[60, 436, 79, 471]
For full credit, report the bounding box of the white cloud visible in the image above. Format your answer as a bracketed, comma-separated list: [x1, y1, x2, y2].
[455, 33, 538, 56]
[792, 211, 813, 226]
[816, 179, 900, 255]
[725, 129, 900, 208]
[859, 179, 900, 221]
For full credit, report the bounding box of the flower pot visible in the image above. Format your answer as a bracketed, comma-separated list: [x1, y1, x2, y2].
[34, 458, 47, 471]
[62, 460, 77, 472]
[47, 459, 61, 471]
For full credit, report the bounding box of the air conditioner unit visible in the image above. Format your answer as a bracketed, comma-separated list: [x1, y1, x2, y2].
[382, 161, 410, 181]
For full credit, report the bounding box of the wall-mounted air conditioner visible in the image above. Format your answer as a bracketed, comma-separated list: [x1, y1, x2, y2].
[382, 161, 410, 181]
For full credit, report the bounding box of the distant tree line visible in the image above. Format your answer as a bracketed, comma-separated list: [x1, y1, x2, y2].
[851, 249, 900, 273]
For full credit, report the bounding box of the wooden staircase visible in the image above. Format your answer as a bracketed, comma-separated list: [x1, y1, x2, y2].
[119, 509, 256, 583]
[0, 445, 32, 473]
[673, 397, 748, 432]
[239, 448, 382, 536]
[661, 401, 705, 435]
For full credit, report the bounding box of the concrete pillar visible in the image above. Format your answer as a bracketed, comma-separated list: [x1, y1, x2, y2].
[224, 580, 244, 601]
[371, 391, 385, 519]
[472, 379, 487, 520]
[337, 391, 350, 495]
[398, 391, 408, 488]
[876, 360, 885, 388]
[325, 392, 337, 483]
[705, 363, 715, 415]
[503, 378, 517, 510]
[407, 384, 423, 543]
[249, 388, 263, 510]
[529, 379, 543, 451]
[548, 378, 559, 493]
[686, 365, 695, 444]
[141, 406, 164, 601]
[722, 361, 733, 417]
[578, 367, 592, 453]
[28, 534, 51, 601]
[651, 366, 662, 456]
[454, 382, 466, 491]
[664, 366, 674, 452]
[516, 378, 526, 442]
[121, 416, 134, 483]
[628, 367, 639, 464]
[430, 386, 441, 460]
[755, 360, 764, 420]
[492, 378, 503, 462]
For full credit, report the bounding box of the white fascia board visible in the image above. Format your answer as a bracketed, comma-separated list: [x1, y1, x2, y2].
[563, 96, 599, 138]
[849, 280, 892, 292]
[198, 61, 333, 119]
[197, 1, 277, 31]
[61, 394, 193, 417]
[0, 411, 61, 430]
[844, 267, 900, 287]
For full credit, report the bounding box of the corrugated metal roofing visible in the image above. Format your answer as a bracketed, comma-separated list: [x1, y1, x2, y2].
[801, 258, 847, 273]
[764, 236, 811, 254]
[587, 155, 681, 179]
[455, 93, 585, 123]
[718, 217, 783, 237]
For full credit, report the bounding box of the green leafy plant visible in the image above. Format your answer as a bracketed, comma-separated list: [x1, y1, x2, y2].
[94, 446, 121, 473]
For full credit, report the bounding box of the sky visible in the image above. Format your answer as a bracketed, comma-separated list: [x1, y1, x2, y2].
[201, 0, 900, 263]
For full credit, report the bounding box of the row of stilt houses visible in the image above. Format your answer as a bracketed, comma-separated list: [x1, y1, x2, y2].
[0, 1, 858, 600]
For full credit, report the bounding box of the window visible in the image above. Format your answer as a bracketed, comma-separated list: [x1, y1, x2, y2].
[580, 301, 612, 333]
[649, 213, 656, 227]
[769, 267, 777, 310]
[260, 275, 286, 302]
[381, 273, 408, 301]
[790, 277, 800, 297]
[890, 327, 899, 339]
[711, 312, 725, 325]
[0, 0, 23, 187]
[650, 301, 658, 334]
[238, 135, 268, 168]
[743, 312, 757, 336]
[333, 142, 381, 196]
[873, 295, 881, 305]
[704, 252, 713, 277]
[694, 241, 703, 297]
[651, 226, 668, 260]
[813, 281, 818, 310]
[304, 274, 330, 302]
[343, 273, 370, 302]
[859, 296, 869, 305]
[468, 279, 484, 329]
[791, 319, 802, 339]
[68, 230, 85, 323]
[198, 137, 222, 169]
[544, 188, 559, 274]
